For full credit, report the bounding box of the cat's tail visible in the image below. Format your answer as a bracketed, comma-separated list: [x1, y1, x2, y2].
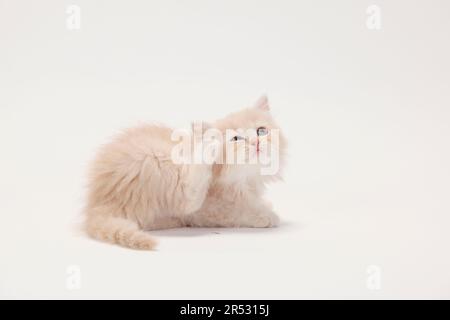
[85, 214, 157, 251]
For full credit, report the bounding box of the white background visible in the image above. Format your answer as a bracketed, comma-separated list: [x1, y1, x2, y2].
[1, 0, 450, 299]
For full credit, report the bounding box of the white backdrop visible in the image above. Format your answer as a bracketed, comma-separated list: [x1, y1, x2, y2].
[1, 0, 449, 299]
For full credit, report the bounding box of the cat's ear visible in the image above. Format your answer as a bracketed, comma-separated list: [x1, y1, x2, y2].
[253, 95, 270, 111]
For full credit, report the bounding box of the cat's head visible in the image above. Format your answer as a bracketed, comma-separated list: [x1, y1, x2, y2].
[209, 95, 287, 184]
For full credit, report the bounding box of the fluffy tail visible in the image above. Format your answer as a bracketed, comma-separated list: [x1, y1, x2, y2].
[85, 215, 157, 251]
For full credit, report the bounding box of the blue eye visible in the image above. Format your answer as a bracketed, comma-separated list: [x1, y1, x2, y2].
[231, 136, 244, 142]
[257, 127, 268, 136]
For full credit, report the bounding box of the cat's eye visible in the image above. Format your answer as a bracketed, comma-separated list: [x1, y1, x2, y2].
[257, 127, 268, 136]
[231, 136, 244, 142]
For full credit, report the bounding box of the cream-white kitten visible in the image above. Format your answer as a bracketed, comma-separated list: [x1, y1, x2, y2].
[85, 96, 287, 250]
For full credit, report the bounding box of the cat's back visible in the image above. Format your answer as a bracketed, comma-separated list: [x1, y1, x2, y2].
[86, 123, 182, 209]
[88, 124, 176, 190]
[100, 124, 174, 160]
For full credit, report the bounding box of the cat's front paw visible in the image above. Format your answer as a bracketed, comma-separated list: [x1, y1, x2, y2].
[252, 211, 280, 228]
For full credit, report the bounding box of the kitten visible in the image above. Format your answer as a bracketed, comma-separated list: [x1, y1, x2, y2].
[85, 96, 287, 250]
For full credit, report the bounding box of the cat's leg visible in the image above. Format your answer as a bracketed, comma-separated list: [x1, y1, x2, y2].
[232, 201, 280, 228]
[188, 199, 279, 228]
[175, 163, 213, 215]
[172, 132, 220, 216]
[144, 215, 184, 231]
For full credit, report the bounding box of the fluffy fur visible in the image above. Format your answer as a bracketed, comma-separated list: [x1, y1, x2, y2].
[84, 96, 287, 250]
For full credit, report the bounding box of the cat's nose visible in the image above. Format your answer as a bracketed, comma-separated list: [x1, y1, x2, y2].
[249, 138, 260, 151]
